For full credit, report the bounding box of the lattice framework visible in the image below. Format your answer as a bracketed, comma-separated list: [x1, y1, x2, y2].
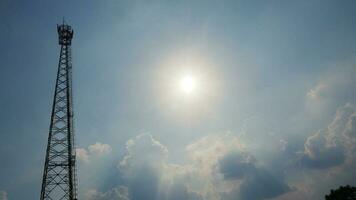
[40, 23, 77, 200]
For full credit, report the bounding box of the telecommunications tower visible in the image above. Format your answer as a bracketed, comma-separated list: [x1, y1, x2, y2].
[40, 22, 78, 200]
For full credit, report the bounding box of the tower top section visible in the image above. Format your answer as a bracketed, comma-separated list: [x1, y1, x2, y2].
[57, 23, 73, 45]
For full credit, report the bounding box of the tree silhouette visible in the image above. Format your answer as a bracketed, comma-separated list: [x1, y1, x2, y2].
[325, 185, 356, 200]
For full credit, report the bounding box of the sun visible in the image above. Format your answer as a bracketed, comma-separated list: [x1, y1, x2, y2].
[179, 75, 196, 94]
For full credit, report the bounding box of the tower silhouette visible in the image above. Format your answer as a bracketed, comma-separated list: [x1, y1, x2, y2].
[40, 22, 77, 200]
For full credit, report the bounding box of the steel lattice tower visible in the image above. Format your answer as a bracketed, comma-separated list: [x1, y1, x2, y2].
[40, 22, 78, 200]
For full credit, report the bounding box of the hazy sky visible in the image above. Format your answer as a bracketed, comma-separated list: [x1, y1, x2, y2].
[1, 1, 356, 200]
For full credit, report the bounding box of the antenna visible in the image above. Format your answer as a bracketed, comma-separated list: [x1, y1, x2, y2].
[40, 22, 78, 200]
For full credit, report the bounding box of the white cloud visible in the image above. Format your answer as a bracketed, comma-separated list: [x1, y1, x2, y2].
[116, 133, 288, 200]
[0, 191, 7, 200]
[76, 142, 112, 163]
[345, 113, 356, 138]
[88, 142, 112, 155]
[186, 134, 244, 176]
[84, 186, 129, 200]
[305, 65, 356, 116]
[84, 110, 356, 200]
[119, 133, 168, 172]
[76, 148, 90, 162]
[302, 103, 356, 169]
[117, 134, 202, 200]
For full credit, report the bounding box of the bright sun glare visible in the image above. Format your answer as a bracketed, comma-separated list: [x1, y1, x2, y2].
[179, 75, 196, 94]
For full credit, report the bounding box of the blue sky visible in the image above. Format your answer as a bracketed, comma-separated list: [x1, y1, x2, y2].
[1, 0, 356, 200]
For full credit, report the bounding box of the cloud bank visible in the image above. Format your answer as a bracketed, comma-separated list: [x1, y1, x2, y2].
[103, 133, 290, 200]
[81, 103, 356, 200]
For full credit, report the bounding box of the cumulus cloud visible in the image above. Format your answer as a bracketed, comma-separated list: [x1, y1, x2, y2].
[217, 151, 290, 200]
[85, 186, 129, 200]
[0, 191, 7, 200]
[302, 131, 345, 169]
[301, 103, 356, 169]
[114, 133, 289, 200]
[344, 112, 356, 144]
[117, 134, 202, 200]
[76, 148, 90, 162]
[89, 142, 112, 155]
[164, 183, 204, 200]
[119, 134, 168, 172]
[238, 169, 290, 200]
[305, 65, 356, 115]
[183, 134, 244, 183]
[76, 142, 112, 162]
[218, 151, 255, 180]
